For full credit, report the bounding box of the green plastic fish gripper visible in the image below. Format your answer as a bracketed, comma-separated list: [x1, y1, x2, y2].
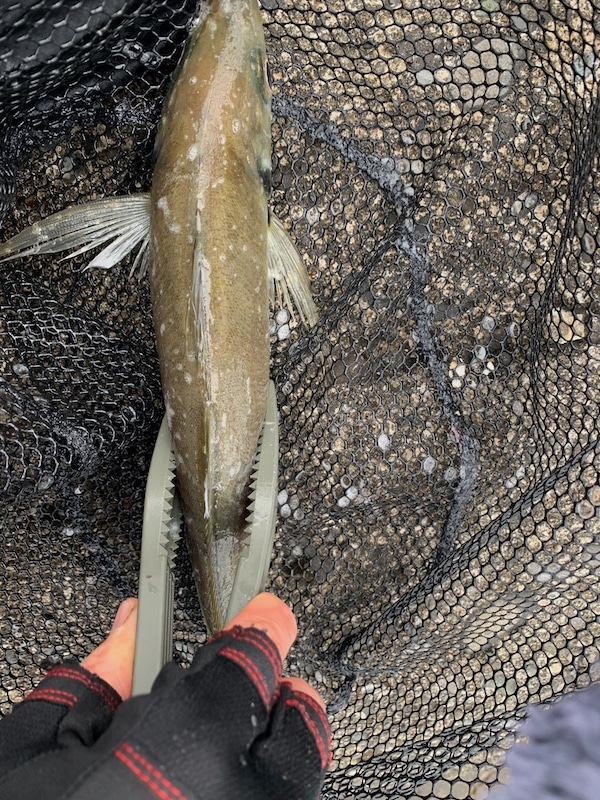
[132, 380, 279, 695]
[132, 414, 181, 696]
[225, 379, 279, 623]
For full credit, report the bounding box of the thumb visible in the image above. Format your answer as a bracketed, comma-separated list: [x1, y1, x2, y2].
[81, 598, 138, 701]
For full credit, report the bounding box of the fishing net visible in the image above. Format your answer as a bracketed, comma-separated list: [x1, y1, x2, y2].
[1, 0, 599, 797]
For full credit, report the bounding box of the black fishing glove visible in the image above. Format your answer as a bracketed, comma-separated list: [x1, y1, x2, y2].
[0, 625, 331, 800]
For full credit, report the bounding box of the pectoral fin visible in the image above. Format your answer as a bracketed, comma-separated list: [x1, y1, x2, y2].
[267, 213, 318, 327]
[0, 194, 151, 279]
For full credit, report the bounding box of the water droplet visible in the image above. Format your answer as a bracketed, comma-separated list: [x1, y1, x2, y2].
[378, 433, 390, 452]
[423, 456, 437, 474]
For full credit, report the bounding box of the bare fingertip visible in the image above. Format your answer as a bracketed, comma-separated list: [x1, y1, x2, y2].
[111, 597, 138, 632]
[224, 592, 297, 661]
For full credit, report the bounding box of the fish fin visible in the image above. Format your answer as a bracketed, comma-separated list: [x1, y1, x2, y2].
[267, 213, 318, 327]
[0, 194, 151, 280]
[187, 207, 210, 362]
[203, 411, 224, 633]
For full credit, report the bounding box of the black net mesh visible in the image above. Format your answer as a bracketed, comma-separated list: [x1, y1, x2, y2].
[1, 1, 599, 797]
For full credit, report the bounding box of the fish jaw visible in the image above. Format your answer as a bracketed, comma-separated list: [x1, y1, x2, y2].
[149, 0, 271, 633]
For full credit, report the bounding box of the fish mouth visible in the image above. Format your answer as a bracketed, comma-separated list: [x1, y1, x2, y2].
[186, 469, 257, 632]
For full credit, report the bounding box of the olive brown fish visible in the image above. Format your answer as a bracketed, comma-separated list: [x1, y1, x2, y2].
[0, 0, 317, 634]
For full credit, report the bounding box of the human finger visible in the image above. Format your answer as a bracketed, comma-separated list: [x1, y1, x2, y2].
[251, 680, 332, 796]
[223, 594, 326, 714]
[222, 592, 297, 663]
[81, 598, 138, 701]
[283, 677, 327, 713]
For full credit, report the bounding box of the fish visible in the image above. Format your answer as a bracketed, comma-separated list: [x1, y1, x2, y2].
[0, 0, 318, 634]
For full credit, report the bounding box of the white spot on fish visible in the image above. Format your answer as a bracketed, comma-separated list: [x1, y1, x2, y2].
[204, 483, 210, 519]
[189, 75, 197, 85]
[188, 144, 198, 160]
[232, 118, 241, 134]
[165, 403, 175, 427]
[184, 372, 192, 384]
[157, 196, 169, 214]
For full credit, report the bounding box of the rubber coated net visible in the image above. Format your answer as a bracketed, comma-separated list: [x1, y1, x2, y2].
[1, 1, 599, 797]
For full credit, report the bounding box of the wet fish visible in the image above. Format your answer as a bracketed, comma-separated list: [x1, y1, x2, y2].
[0, 0, 317, 634]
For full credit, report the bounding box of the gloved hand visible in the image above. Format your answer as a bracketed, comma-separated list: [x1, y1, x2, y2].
[0, 594, 331, 800]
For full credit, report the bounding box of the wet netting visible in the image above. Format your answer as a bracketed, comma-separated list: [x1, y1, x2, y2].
[0, 0, 599, 797]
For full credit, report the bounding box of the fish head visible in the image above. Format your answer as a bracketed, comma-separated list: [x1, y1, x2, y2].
[214, 0, 272, 173]
[189, 0, 271, 106]
[156, 0, 272, 192]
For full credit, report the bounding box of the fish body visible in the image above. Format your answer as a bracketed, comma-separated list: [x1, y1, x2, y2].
[0, 0, 317, 635]
[150, 0, 272, 631]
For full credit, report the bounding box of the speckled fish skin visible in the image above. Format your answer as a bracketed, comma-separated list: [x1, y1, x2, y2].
[149, 0, 272, 634]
